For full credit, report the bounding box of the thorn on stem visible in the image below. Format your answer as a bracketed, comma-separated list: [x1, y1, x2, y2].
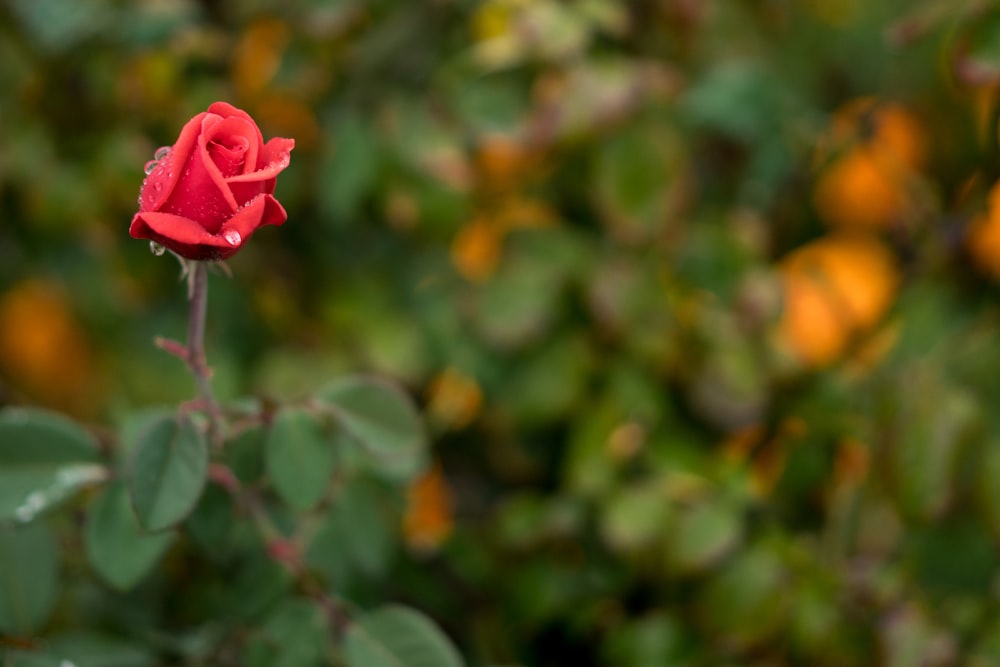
[267, 538, 303, 572]
[154, 337, 189, 361]
[208, 463, 241, 493]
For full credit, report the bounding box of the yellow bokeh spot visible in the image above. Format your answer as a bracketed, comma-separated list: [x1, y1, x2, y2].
[814, 100, 926, 231]
[721, 421, 801, 499]
[427, 367, 483, 430]
[870, 105, 927, 170]
[474, 133, 535, 194]
[0, 281, 93, 412]
[495, 197, 559, 231]
[827, 99, 926, 169]
[606, 421, 646, 461]
[806, 0, 862, 26]
[777, 235, 899, 368]
[833, 438, 870, 487]
[403, 461, 454, 554]
[814, 148, 906, 231]
[118, 51, 178, 109]
[966, 180, 1000, 279]
[252, 95, 321, 150]
[452, 217, 502, 282]
[232, 18, 290, 96]
[471, 0, 515, 42]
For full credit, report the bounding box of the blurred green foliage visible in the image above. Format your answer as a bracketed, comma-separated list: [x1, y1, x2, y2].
[7, 0, 1000, 665]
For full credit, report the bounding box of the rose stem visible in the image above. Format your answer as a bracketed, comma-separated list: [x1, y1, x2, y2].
[186, 260, 221, 441]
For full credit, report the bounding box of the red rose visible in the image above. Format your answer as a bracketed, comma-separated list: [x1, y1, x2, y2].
[130, 102, 295, 260]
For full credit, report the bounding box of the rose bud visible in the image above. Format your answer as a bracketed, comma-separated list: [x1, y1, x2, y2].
[130, 102, 295, 260]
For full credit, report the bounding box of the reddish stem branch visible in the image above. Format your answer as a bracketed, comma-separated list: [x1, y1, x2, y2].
[207, 465, 351, 633]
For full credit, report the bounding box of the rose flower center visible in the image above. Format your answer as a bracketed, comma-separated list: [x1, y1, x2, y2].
[208, 135, 250, 177]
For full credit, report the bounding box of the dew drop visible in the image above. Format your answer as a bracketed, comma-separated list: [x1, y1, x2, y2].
[153, 182, 163, 192]
[223, 229, 242, 246]
[57, 463, 108, 486]
[26, 492, 45, 510]
[150, 241, 167, 256]
[144, 160, 158, 175]
[154, 146, 172, 160]
[15, 491, 46, 522]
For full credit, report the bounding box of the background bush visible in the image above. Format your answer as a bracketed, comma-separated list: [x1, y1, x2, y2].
[5, 0, 1000, 665]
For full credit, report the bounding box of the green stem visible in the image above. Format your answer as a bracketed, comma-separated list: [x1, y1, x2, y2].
[186, 261, 221, 440]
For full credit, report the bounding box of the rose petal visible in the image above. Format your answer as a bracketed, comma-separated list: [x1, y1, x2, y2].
[157, 121, 242, 233]
[140, 111, 207, 213]
[221, 194, 288, 238]
[204, 116, 257, 177]
[227, 137, 295, 183]
[227, 138, 295, 204]
[197, 115, 241, 212]
[208, 102, 264, 151]
[130, 211, 238, 260]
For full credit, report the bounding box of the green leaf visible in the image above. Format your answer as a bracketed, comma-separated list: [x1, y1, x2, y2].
[128, 414, 209, 532]
[592, 121, 686, 241]
[695, 545, 787, 650]
[265, 407, 337, 511]
[307, 477, 397, 582]
[85, 480, 174, 591]
[564, 401, 623, 497]
[185, 484, 236, 559]
[118, 407, 175, 460]
[225, 425, 266, 485]
[599, 481, 671, 554]
[41, 631, 156, 667]
[319, 111, 379, 225]
[6, 0, 112, 53]
[601, 612, 686, 667]
[0, 521, 59, 635]
[0, 652, 66, 667]
[680, 59, 785, 142]
[0, 407, 105, 523]
[222, 552, 293, 621]
[244, 598, 330, 667]
[344, 605, 464, 667]
[886, 377, 978, 520]
[977, 438, 1000, 540]
[315, 377, 427, 481]
[664, 496, 743, 575]
[502, 334, 591, 426]
[472, 257, 561, 351]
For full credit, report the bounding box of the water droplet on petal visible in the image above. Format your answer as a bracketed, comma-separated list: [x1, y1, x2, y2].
[150, 241, 166, 256]
[144, 160, 158, 175]
[153, 182, 163, 192]
[154, 146, 172, 160]
[223, 229, 242, 246]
